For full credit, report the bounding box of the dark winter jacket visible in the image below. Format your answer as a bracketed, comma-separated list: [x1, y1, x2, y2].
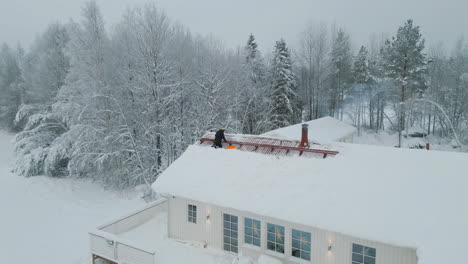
[214, 129, 227, 144]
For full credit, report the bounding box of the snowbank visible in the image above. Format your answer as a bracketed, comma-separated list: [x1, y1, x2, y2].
[261, 116, 357, 142]
[153, 143, 468, 264]
[0, 131, 145, 264]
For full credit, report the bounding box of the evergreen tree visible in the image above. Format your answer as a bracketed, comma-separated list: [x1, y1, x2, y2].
[353, 46, 372, 85]
[382, 19, 428, 147]
[240, 34, 268, 134]
[269, 39, 300, 129]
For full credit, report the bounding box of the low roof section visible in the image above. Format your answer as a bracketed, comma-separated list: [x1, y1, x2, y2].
[261, 116, 357, 142]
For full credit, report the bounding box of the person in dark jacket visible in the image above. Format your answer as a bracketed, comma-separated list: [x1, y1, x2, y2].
[212, 128, 228, 149]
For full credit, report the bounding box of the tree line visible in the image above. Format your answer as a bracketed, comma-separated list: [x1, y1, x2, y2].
[0, 1, 466, 190]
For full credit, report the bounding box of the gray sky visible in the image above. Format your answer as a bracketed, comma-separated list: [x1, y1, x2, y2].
[1, 0, 468, 53]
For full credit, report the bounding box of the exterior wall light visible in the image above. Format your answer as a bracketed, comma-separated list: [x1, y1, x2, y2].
[328, 244, 332, 251]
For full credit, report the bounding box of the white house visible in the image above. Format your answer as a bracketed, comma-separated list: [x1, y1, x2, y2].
[89, 127, 468, 264]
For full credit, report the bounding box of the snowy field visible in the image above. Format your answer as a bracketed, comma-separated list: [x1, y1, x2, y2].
[0, 131, 144, 264]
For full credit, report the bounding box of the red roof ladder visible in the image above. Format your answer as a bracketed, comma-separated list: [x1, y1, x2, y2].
[199, 124, 339, 159]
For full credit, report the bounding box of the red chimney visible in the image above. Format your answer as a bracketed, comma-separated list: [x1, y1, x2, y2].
[300, 124, 309, 148]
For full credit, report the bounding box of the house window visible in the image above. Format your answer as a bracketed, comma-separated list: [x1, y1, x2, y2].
[188, 204, 197, 223]
[267, 223, 285, 254]
[352, 244, 376, 264]
[291, 229, 311, 261]
[223, 214, 238, 253]
[244, 218, 261, 247]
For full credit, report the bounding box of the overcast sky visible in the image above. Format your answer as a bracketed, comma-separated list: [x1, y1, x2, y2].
[1, 0, 468, 53]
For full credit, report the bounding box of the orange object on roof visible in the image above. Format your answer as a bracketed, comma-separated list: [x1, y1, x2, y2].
[226, 145, 236, 149]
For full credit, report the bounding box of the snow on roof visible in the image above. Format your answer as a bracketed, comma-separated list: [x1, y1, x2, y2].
[261, 116, 357, 142]
[153, 142, 468, 264]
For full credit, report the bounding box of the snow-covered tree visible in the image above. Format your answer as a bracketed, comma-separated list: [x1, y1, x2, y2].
[239, 34, 269, 134]
[382, 19, 428, 147]
[329, 29, 353, 120]
[269, 39, 300, 129]
[0, 44, 23, 131]
[298, 22, 329, 120]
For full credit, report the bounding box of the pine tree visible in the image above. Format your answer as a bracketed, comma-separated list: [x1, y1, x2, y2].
[269, 39, 300, 129]
[382, 19, 428, 147]
[240, 34, 268, 134]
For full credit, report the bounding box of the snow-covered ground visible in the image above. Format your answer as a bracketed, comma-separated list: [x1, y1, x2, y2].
[0, 131, 144, 264]
[353, 128, 466, 152]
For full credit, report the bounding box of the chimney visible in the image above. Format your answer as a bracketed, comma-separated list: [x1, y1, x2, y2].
[300, 124, 309, 148]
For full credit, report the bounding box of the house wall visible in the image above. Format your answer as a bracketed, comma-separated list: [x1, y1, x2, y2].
[168, 196, 417, 264]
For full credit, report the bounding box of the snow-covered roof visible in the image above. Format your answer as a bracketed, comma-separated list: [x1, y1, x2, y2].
[261, 116, 357, 142]
[153, 142, 468, 264]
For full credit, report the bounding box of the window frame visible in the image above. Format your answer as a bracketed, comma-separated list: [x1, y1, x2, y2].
[291, 229, 311, 261]
[352, 243, 376, 264]
[244, 217, 261, 247]
[223, 213, 239, 253]
[266, 223, 285, 254]
[187, 204, 197, 224]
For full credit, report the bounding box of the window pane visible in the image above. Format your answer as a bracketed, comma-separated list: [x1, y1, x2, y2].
[224, 236, 230, 244]
[232, 246, 238, 253]
[232, 216, 238, 223]
[224, 221, 229, 228]
[277, 226, 285, 234]
[224, 214, 229, 221]
[292, 239, 300, 249]
[278, 235, 284, 243]
[277, 244, 284, 253]
[267, 224, 275, 233]
[252, 228, 260, 238]
[224, 244, 230, 251]
[224, 228, 229, 236]
[267, 232, 275, 242]
[253, 238, 261, 247]
[245, 227, 252, 236]
[302, 242, 311, 252]
[364, 256, 375, 264]
[253, 220, 260, 229]
[302, 251, 310, 261]
[231, 238, 238, 246]
[353, 244, 364, 254]
[231, 231, 237, 238]
[364, 247, 376, 257]
[352, 253, 364, 263]
[245, 218, 252, 227]
[292, 248, 301, 258]
[232, 223, 238, 231]
[303, 232, 311, 242]
[245, 235, 252, 244]
[292, 229, 301, 239]
[267, 241, 275, 250]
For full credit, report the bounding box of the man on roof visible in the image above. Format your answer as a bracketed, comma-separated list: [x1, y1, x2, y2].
[212, 128, 228, 149]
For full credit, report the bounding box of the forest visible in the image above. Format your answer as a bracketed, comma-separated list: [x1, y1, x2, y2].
[0, 1, 467, 190]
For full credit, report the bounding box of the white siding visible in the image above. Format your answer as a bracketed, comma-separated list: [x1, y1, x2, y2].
[168, 196, 417, 264]
[116, 243, 155, 264]
[90, 233, 118, 262]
